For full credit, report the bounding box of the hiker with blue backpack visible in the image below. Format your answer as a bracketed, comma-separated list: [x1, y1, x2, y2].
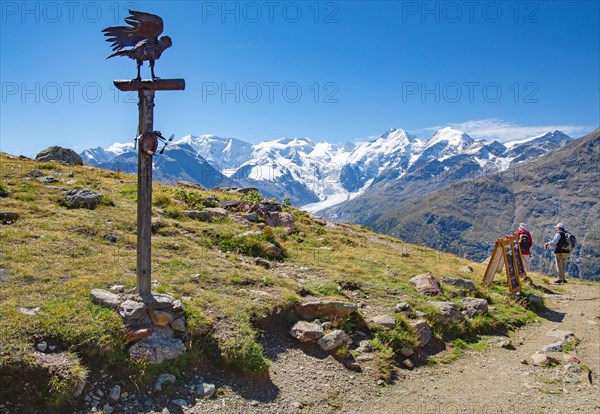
[544, 223, 576, 284]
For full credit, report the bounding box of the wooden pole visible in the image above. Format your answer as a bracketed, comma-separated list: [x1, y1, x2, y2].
[113, 79, 185, 297]
[137, 89, 155, 297]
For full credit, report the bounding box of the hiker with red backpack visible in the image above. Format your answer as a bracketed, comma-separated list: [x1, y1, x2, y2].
[516, 223, 533, 272]
[544, 223, 576, 284]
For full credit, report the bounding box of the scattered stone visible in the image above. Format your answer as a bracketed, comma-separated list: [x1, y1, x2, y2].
[290, 321, 324, 342]
[62, 189, 102, 209]
[108, 284, 124, 292]
[263, 243, 283, 260]
[197, 382, 216, 399]
[400, 346, 414, 357]
[37, 176, 59, 184]
[291, 401, 304, 409]
[345, 360, 361, 370]
[527, 294, 543, 307]
[487, 337, 512, 349]
[409, 273, 441, 296]
[183, 210, 212, 221]
[143, 293, 176, 310]
[257, 200, 282, 214]
[461, 297, 488, 318]
[36, 341, 48, 352]
[430, 301, 464, 324]
[244, 212, 260, 222]
[317, 329, 351, 351]
[90, 289, 121, 310]
[154, 373, 176, 391]
[18, 307, 41, 316]
[149, 309, 173, 326]
[410, 319, 432, 347]
[254, 257, 271, 269]
[371, 315, 396, 329]
[119, 300, 147, 320]
[102, 403, 114, 414]
[565, 363, 582, 374]
[321, 321, 333, 330]
[217, 199, 244, 210]
[546, 329, 575, 341]
[170, 317, 186, 332]
[125, 327, 151, 342]
[36, 146, 83, 165]
[402, 359, 414, 369]
[0, 212, 19, 224]
[109, 385, 121, 402]
[297, 300, 358, 320]
[401, 252, 410, 257]
[356, 340, 372, 353]
[459, 265, 474, 273]
[441, 277, 476, 291]
[264, 211, 296, 232]
[171, 399, 189, 408]
[28, 169, 44, 177]
[563, 354, 581, 364]
[356, 354, 375, 362]
[128, 327, 185, 364]
[531, 352, 559, 366]
[395, 302, 412, 314]
[543, 341, 564, 353]
[520, 358, 529, 365]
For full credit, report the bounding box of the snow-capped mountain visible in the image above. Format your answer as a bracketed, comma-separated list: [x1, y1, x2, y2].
[81, 128, 574, 212]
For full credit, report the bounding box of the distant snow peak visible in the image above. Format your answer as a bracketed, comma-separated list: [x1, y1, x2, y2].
[428, 127, 474, 148]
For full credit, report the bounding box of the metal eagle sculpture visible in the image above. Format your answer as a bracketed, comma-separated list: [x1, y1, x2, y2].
[102, 10, 172, 80]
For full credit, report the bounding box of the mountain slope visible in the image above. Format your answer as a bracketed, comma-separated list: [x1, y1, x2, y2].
[367, 128, 600, 280]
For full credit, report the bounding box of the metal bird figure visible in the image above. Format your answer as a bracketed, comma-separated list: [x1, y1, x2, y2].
[102, 10, 172, 80]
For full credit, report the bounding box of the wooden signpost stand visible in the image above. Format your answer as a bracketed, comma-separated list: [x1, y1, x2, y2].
[113, 79, 185, 297]
[482, 235, 526, 295]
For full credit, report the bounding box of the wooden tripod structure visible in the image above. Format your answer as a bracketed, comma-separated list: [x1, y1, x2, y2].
[482, 234, 526, 295]
[113, 79, 185, 297]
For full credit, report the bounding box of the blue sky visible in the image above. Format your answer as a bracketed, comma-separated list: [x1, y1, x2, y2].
[1, 0, 599, 156]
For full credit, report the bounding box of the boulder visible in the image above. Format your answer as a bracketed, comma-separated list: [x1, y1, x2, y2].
[290, 321, 324, 342]
[62, 189, 102, 209]
[128, 327, 185, 364]
[35, 146, 83, 165]
[410, 319, 432, 347]
[317, 330, 351, 351]
[184, 210, 211, 221]
[441, 277, 476, 292]
[297, 300, 358, 320]
[0, 212, 19, 224]
[461, 297, 488, 318]
[371, 315, 396, 329]
[430, 301, 464, 324]
[217, 200, 244, 210]
[410, 273, 441, 296]
[257, 200, 282, 214]
[543, 341, 564, 353]
[90, 289, 121, 309]
[204, 207, 228, 219]
[264, 211, 295, 231]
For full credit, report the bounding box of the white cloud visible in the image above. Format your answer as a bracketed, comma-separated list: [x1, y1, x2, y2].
[420, 118, 593, 142]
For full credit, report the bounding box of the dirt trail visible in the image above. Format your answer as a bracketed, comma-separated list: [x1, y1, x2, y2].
[187, 282, 600, 414]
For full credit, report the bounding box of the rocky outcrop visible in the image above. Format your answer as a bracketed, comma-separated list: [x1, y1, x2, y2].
[36, 146, 83, 165]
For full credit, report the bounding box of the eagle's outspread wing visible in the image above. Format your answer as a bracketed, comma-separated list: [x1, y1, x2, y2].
[102, 10, 164, 52]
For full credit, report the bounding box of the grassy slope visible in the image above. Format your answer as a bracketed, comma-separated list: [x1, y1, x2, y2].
[0, 155, 543, 405]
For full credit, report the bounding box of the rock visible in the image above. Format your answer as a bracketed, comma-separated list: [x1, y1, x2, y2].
[108, 385, 121, 402]
[356, 354, 375, 362]
[62, 189, 102, 209]
[154, 373, 176, 391]
[402, 359, 414, 369]
[102, 403, 114, 414]
[297, 300, 358, 320]
[290, 321, 324, 342]
[371, 315, 396, 329]
[563, 354, 581, 364]
[171, 399, 188, 408]
[244, 212, 260, 222]
[317, 330, 351, 351]
[143, 293, 175, 310]
[527, 294, 543, 306]
[409, 273, 441, 296]
[170, 317, 186, 332]
[264, 211, 296, 232]
[128, 327, 185, 364]
[28, 169, 44, 177]
[543, 341, 564, 353]
[119, 300, 147, 320]
[487, 337, 512, 349]
[18, 307, 40, 316]
[395, 302, 412, 314]
[90, 289, 121, 310]
[184, 210, 211, 221]
[125, 327, 151, 342]
[459, 265, 474, 273]
[197, 382, 216, 399]
[217, 199, 244, 210]
[400, 346, 414, 357]
[254, 257, 271, 269]
[461, 297, 488, 318]
[37, 176, 59, 184]
[0, 212, 19, 224]
[531, 352, 559, 366]
[149, 309, 173, 326]
[546, 329, 575, 341]
[263, 243, 283, 260]
[204, 207, 229, 218]
[257, 200, 282, 214]
[565, 363, 582, 374]
[36, 146, 83, 165]
[441, 277, 476, 291]
[236, 230, 263, 238]
[430, 301, 464, 324]
[356, 340, 372, 353]
[308, 213, 327, 226]
[410, 319, 432, 347]
[36, 341, 48, 352]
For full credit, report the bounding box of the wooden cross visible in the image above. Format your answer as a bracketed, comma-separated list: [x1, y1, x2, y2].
[114, 79, 185, 297]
